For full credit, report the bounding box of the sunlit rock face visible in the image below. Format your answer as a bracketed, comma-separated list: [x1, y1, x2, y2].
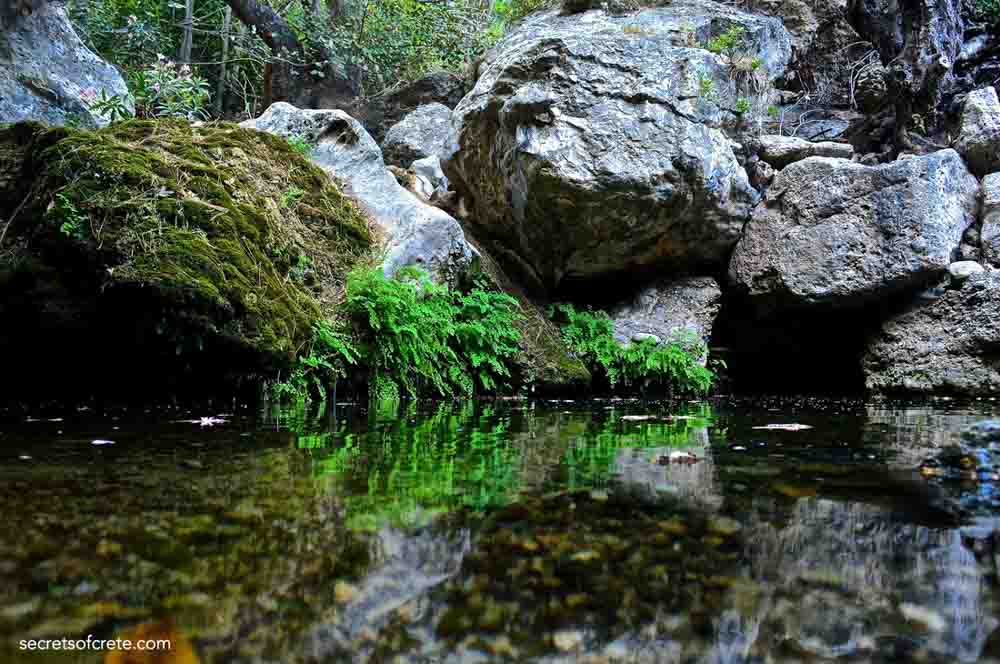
[0, 3, 132, 127]
[443, 0, 792, 292]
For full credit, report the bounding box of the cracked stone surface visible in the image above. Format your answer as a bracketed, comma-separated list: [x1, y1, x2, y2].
[442, 0, 792, 292]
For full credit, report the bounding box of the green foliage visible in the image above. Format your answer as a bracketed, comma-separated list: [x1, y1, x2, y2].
[706, 25, 745, 58]
[550, 304, 713, 394]
[271, 320, 359, 402]
[318, 0, 496, 93]
[281, 186, 306, 208]
[735, 97, 751, 114]
[87, 90, 134, 123]
[345, 267, 522, 399]
[494, 0, 552, 24]
[51, 193, 88, 240]
[698, 73, 714, 98]
[286, 135, 313, 157]
[977, 0, 1000, 23]
[131, 57, 211, 120]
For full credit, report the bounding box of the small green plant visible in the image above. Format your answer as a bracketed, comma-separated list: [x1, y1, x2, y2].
[51, 193, 88, 240]
[550, 303, 713, 394]
[287, 135, 313, 157]
[706, 25, 746, 59]
[289, 253, 313, 283]
[87, 90, 134, 123]
[735, 97, 751, 114]
[698, 73, 715, 98]
[281, 186, 306, 208]
[345, 267, 522, 399]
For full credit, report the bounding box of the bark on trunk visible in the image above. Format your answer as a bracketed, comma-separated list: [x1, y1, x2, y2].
[222, 0, 306, 104]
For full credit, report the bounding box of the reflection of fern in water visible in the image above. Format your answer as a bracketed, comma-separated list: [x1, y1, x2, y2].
[292, 401, 714, 530]
[562, 403, 713, 490]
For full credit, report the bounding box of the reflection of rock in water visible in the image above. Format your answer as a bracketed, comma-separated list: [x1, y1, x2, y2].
[302, 526, 469, 661]
[865, 407, 988, 466]
[732, 498, 999, 662]
[611, 428, 723, 512]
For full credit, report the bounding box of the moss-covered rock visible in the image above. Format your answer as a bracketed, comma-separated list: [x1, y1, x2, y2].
[0, 120, 373, 402]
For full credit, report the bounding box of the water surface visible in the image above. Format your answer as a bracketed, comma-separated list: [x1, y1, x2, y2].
[1, 398, 999, 663]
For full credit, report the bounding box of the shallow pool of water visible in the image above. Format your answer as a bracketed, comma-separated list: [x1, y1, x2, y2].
[1, 398, 999, 663]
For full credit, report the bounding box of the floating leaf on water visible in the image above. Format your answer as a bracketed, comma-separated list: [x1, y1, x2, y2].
[752, 424, 813, 431]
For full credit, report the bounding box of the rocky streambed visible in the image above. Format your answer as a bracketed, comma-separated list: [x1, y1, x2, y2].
[2, 399, 1000, 663]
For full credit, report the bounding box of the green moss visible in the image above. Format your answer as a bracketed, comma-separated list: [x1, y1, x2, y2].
[0, 120, 373, 386]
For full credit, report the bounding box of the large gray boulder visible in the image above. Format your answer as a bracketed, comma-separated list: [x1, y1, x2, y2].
[0, 3, 132, 127]
[955, 87, 1000, 178]
[381, 103, 453, 168]
[443, 0, 792, 292]
[609, 277, 721, 351]
[982, 173, 1000, 268]
[242, 103, 478, 285]
[729, 150, 979, 310]
[864, 272, 1000, 395]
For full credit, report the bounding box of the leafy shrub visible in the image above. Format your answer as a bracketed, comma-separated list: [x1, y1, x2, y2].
[550, 304, 713, 394]
[131, 56, 210, 120]
[978, 0, 1000, 23]
[345, 267, 522, 398]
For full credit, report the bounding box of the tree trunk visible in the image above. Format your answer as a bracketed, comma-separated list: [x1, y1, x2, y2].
[222, 0, 307, 104]
[215, 6, 232, 116]
[179, 0, 194, 63]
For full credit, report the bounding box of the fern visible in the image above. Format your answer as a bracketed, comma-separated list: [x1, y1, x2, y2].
[271, 320, 358, 402]
[345, 267, 522, 399]
[551, 303, 713, 395]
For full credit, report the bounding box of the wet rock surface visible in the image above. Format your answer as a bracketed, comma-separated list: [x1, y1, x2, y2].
[982, 173, 1000, 267]
[753, 134, 854, 169]
[729, 149, 980, 311]
[608, 276, 721, 350]
[956, 86, 1000, 177]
